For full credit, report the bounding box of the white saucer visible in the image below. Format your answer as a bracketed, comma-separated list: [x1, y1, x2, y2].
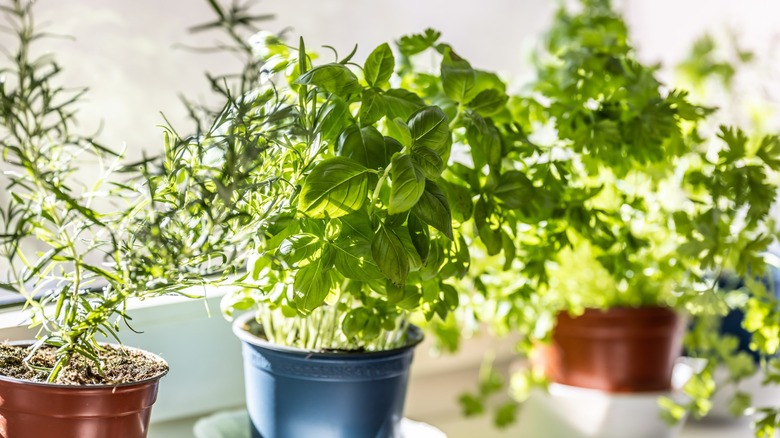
[193, 409, 447, 438]
[516, 359, 696, 438]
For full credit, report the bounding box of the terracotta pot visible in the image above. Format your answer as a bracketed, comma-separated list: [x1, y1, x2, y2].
[0, 345, 167, 438]
[537, 307, 683, 392]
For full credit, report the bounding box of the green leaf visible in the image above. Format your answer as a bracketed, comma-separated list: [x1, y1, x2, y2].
[391, 117, 413, 147]
[494, 170, 534, 210]
[440, 282, 459, 310]
[389, 154, 425, 214]
[333, 237, 384, 281]
[412, 180, 454, 240]
[409, 106, 451, 155]
[293, 247, 336, 313]
[382, 89, 425, 121]
[364, 43, 395, 88]
[474, 197, 501, 255]
[716, 125, 748, 164]
[459, 393, 485, 416]
[316, 97, 349, 142]
[276, 233, 323, 268]
[396, 284, 422, 310]
[729, 391, 751, 417]
[466, 115, 502, 168]
[468, 89, 508, 117]
[337, 125, 386, 169]
[372, 223, 410, 286]
[342, 307, 368, 337]
[502, 230, 516, 270]
[359, 88, 386, 125]
[411, 146, 445, 179]
[408, 214, 430, 263]
[339, 209, 375, 241]
[397, 28, 441, 57]
[756, 135, 780, 169]
[298, 157, 370, 218]
[395, 222, 423, 272]
[294, 63, 362, 97]
[383, 136, 403, 162]
[441, 49, 476, 103]
[494, 402, 519, 428]
[439, 180, 473, 223]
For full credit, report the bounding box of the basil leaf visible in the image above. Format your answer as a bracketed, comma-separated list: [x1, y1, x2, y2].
[389, 154, 425, 214]
[396, 223, 423, 272]
[473, 70, 507, 94]
[333, 237, 384, 281]
[494, 170, 533, 210]
[396, 285, 422, 310]
[391, 117, 412, 147]
[411, 145, 445, 179]
[438, 179, 473, 223]
[385, 281, 405, 305]
[420, 237, 444, 281]
[409, 106, 451, 155]
[359, 88, 386, 126]
[293, 246, 335, 313]
[441, 49, 476, 103]
[474, 197, 502, 255]
[276, 233, 322, 268]
[337, 125, 386, 169]
[466, 114, 502, 168]
[467, 89, 508, 117]
[316, 97, 349, 142]
[411, 180, 454, 240]
[372, 223, 410, 286]
[502, 230, 516, 270]
[339, 209, 375, 242]
[294, 63, 361, 96]
[408, 214, 430, 264]
[342, 307, 366, 338]
[364, 43, 395, 88]
[440, 283, 459, 311]
[384, 136, 403, 164]
[298, 157, 370, 218]
[382, 88, 425, 121]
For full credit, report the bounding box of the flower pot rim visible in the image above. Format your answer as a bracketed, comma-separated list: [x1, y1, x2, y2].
[0, 340, 169, 388]
[232, 311, 424, 357]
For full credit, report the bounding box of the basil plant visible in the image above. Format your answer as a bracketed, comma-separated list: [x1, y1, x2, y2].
[216, 34, 495, 351]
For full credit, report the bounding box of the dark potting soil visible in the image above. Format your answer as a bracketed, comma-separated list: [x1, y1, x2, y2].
[0, 343, 168, 385]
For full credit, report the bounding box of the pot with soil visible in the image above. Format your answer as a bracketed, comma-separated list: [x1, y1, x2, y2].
[233, 313, 423, 438]
[0, 2, 253, 437]
[0, 344, 168, 438]
[215, 25, 473, 438]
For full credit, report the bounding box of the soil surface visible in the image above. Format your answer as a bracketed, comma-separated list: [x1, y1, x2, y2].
[0, 343, 168, 385]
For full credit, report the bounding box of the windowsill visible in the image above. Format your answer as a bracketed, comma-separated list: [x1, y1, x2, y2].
[0, 296, 763, 438]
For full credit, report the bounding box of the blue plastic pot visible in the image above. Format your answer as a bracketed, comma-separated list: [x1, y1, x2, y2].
[233, 312, 424, 438]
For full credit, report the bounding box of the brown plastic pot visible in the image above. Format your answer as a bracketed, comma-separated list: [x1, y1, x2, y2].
[0, 345, 167, 438]
[537, 307, 683, 392]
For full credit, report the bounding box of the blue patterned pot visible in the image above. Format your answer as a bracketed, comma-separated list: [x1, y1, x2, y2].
[233, 312, 423, 438]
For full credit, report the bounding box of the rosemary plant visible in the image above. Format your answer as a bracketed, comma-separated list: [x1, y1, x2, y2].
[0, 0, 260, 383]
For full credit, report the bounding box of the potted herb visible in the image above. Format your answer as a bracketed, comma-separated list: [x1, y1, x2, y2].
[675, 32, 780, 425]
[0, 1, 256, 436]
[447, 0, 780, 435]
[192, 24, 483, 435]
